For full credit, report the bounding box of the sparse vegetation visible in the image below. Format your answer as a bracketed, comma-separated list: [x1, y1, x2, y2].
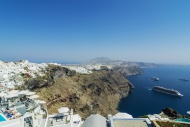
[156, 121, 190, 127]
[138, 115, 148, 118]
[28, 65, 133, 118]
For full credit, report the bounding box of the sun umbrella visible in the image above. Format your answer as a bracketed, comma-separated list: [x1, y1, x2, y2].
[9, 90, 19, 94]
[28, 95, 39, 99]
[113, 112, 133, 118]
[15, 112, 21, 116]
[25, 92, 36, 96]
[0, 93, 7, 97]
[4, 93, 19, 98]
[49, 113, 64, 118]
[58, 107, 69, 113]
[7, 85, 14, 89]
[18, 90, 29, 95]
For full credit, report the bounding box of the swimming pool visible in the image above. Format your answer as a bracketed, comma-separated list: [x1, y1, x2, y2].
[0, 113, 6, 122]
[175, 118, 190, 123]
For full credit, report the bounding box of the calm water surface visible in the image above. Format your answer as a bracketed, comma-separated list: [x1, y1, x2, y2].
[118, 65, 190, 117]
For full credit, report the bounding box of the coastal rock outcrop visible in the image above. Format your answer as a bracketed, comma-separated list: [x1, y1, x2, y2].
[162, 108, 182, 118]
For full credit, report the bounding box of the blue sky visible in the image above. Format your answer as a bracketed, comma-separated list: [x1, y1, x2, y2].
[0, 0, 190, 64]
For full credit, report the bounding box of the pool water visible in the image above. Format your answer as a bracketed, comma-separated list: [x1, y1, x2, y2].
[175, 118, 190, 123]
[0, 114, 6, 122]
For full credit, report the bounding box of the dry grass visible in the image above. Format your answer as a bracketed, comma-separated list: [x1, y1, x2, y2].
[36, 69, 131, 118]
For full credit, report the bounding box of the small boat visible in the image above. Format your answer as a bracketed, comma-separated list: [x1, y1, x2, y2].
[151, 77, 159, 81]
[179, 78, 189, 81]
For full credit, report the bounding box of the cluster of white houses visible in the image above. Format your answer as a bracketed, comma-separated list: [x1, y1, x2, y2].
[63, 64, 113, 74]
[0, 60, 48, 89]
[0, 60, 112, 88]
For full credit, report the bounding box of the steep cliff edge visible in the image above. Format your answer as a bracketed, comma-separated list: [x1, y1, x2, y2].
[113, 66, 143, 77]
[23, 65, 134, 118]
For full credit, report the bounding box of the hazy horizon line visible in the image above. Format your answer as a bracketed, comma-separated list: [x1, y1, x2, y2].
[1, 58, 190, 66]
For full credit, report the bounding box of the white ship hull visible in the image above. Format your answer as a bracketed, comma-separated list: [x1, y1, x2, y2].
[152, 86, 183, 97]
[153, 89, 183, 97]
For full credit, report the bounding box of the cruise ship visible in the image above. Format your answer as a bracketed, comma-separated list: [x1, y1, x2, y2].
[152, 86, 183, 97]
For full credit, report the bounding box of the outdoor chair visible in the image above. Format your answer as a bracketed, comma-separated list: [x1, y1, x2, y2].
[3, 111, 8, 115]
[7, 113, 12, 118]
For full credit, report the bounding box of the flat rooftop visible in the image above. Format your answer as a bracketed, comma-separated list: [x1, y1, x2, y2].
[113, 119, 149, 127]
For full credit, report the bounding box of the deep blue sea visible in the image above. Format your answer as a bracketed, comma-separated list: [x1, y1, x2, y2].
[118, 65, 190, 117]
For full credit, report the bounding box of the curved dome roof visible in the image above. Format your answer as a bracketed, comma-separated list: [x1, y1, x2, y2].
[81, 114, 107, 127]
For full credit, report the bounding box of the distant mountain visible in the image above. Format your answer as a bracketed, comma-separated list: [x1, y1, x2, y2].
[87, 57, 122, 65]
[87, 57, 158, 68]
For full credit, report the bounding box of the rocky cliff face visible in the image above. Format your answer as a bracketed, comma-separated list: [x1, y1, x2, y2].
[20, 65, 76, 90]
[113, 66, 143, 77]
[24, 65, 134, 118]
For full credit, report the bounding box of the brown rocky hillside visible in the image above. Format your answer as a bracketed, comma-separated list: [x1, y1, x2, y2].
[23, 65, 134, 118]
